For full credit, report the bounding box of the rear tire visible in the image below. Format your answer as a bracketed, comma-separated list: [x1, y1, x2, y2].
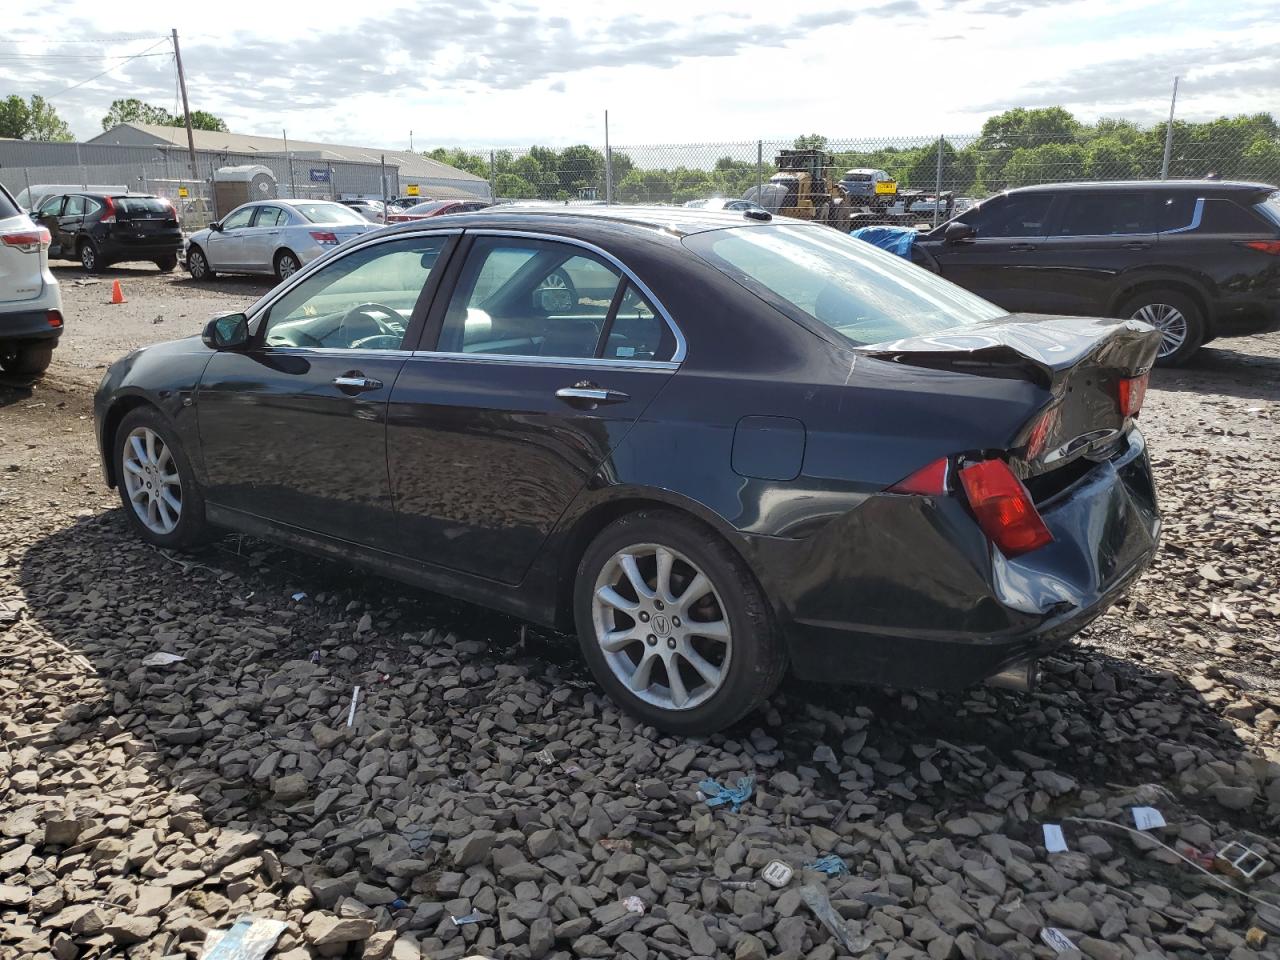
[0, 342, 54, 376]
[114, 406, 210, 550]
[79, 241, 102, 274]
[275, 250, 301, 282]
[187, 246, 214, 280]
[155, 254, 178, 272]
[573, 509, 785, 734]
[1120, 290, 1203, 367]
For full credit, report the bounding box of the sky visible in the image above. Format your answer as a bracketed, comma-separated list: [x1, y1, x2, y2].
[4, 0, 1278, 151]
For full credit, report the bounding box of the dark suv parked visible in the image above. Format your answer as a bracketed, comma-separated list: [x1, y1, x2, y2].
[915, 180, 1280, 365]
[34, 193, 183, 274]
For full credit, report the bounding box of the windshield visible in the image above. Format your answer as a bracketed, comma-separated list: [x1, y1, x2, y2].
[1256, 191, 1280, 228]
[293, 203, 367, 225]
[683, 224, 1005, 346]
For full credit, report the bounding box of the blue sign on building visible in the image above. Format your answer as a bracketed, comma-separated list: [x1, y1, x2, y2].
[309, 168, 330, 183]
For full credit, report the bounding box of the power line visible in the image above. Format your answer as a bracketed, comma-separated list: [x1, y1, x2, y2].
[0, 53, 171, 62]
[0, 35, 170, 44]
[41, 39, 173, 100]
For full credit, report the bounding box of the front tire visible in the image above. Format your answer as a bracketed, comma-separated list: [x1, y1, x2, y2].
[187, 246, 215, 280]
[114, 407, 209, 550]
[0, 342, 54, 376]
[275, 250, 301, 282]
[1121, 290, 1203, 367]
[573, 510, 785, 734]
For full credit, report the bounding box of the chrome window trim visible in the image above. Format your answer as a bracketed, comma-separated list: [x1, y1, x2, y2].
[256, 346, 414, 360]
[462, 229, 687, 364]
[407, 350, 677, 373]
[244, 227, 464, 331]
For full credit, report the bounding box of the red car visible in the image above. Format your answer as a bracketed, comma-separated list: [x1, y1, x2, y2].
[385, 199, 492, 223]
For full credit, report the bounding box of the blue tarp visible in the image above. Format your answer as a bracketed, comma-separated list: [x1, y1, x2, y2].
[849, 225, 918, 260]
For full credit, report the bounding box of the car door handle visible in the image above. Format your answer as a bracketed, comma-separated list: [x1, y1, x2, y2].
[1123, 241, 1151, 250]
[1008, 242, 1037, 252]
[556, 385, 630, 405]
[333, 375, 383, 391]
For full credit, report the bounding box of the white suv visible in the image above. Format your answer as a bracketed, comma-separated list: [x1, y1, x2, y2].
[0, 181, 63, 376]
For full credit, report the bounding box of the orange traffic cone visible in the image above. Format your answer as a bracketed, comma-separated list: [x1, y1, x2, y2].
[110, 280, 126, 304]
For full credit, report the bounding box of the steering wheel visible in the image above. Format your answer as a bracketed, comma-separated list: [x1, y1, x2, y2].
[337, 302, 405, 345]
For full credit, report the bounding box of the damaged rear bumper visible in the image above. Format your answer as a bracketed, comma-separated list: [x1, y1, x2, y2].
[745, 428, 1160, 690]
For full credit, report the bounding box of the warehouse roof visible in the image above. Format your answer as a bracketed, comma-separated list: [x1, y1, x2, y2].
[90, 123, 485, 184]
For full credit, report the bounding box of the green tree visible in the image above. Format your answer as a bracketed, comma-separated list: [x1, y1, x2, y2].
[976, 107, 1081, 190]
[557, 144, 605, 196]
[1, 94, 72, 140]
[494, 172, 537, 199]
[188, 110, 228, 132]
[1002, 142, 1086, 187]
[102, 98, 227, 133]
[424, 147, 488, 179]
[905, 139, 977, 193]
[793, 134, 828, 151]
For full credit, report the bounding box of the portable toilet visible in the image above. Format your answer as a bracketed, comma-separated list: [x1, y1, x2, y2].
[213, 165, 277, 218]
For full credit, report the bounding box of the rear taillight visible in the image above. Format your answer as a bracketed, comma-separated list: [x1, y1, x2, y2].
[1024, 406, 1061, 461]
[1118, 372, 1148, 418]
[46, 310, 63, 328]
[959, 459, 1053, 557]
[310, 231, 339, 246]
[1239, 240, 1280, 255]
[100, 196, 117, 224]
[1, 227, 51, 253]
[161, 197, 179, 224]
[887, 457, 950, 495]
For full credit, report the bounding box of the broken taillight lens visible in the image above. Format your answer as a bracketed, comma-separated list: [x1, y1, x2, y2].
[887, 457, 950, 495]
[959, 459, 1053, 557]
[1118, 372, 1148, 418]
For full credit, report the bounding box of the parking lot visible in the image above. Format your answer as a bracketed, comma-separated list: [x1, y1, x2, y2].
[2, 262, 1279, 958]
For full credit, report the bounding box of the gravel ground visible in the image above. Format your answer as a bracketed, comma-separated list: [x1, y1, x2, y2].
[1, 263, 1279, 960]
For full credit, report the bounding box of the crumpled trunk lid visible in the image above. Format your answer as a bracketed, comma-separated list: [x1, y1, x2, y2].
[858, 313, 1162, 478]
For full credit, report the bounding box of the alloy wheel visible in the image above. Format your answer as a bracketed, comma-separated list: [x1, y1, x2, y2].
[591, 543, 732, 711]
[190, 250, 207, 279]
[278, 254, 299, 279]
[81, 245, 96, 271]
[1131, 302, 1187, 359]
[121, 427, 183, 535]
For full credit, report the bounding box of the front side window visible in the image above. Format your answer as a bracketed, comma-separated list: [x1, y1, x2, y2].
[684, 224, 1005, 347]
[973, 193, 1054, 238]
[221, 206, 255, 230]
[37, 196, 64, 218]
[439, 237, 624, 358]
[261, 236, 447, 350]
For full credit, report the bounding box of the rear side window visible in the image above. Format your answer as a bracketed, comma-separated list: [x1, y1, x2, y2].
[1053, 193, 1149, 236]
[1198, 198, 1268, 233]
[116, 197, 171, 218]
[0, 183, 19, 219]
[685, 224, 1005, 347]
[975, 193, 1054, 238]
[254, 206, 288, 227]
[1153, 194, 1199, 232]
[64, 195, 87, 217]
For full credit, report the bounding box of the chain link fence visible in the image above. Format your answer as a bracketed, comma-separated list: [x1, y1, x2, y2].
[453, 125, 1280, 212]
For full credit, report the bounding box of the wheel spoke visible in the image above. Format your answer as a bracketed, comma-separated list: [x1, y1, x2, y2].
[130, 435, 148, 466]
[128, 484, 148, 502]
[123, 459, 145, 476]
[160, 488, 182, 515]
[628, 650, 659, 692]
[677, 571, 711, 611]
[145, 430, 157, 465]
[618, 553, 655, 601]
[147, 498, 161, 528]
[679, 648, 723, 688]
[655, 547, 675, 602]
[688, 617, 730, 642]
[157, 446, 174, 472]
[666, 659, 690, 708]
[596, 585, 638, 615]
[600, 626, 639, 652]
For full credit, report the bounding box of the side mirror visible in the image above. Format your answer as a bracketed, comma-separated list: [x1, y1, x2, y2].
[210, 220, 223, 232]
[202, 313, 249, 350]
[944, 221, 976, 243]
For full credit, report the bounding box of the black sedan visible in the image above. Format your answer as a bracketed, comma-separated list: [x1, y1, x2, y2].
[94, 207, 1162, 733]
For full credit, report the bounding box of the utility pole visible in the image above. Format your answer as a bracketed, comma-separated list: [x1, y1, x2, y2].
[283, 128, 297, 198]
[409, 130, 414, 152]
[604, 110, 613, 205]
[933, 135, 945, 227]
[172, 29, 199, 180]
[1160, 76, 1179, 181]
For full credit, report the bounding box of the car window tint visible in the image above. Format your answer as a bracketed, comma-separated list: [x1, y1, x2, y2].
[1198, 198, 1268, 233]
[37, 196, 64, 217]
[439, 237, 624, 358]
[1053, 193, 1149, 236]
[261, 236, 447, 350]
[254, 206, 287, 227]
[605, 284, 668, 361]
[976, 193, 1053, 237]
[294, 203, 368, 225]
[222, 207, 255, 230]
[1153, 194, 1199, 232]
[63, 195, 86, 217]
[116, 197, 170, 218]
[684, 224, 1005, 347]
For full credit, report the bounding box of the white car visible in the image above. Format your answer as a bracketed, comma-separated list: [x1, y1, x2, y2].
[0, 181, 62, 376]
[185, 199, 377, 282]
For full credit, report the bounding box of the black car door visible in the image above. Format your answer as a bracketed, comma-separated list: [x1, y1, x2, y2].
[195, 232, 457, 551]
[34, 196, 66, 257]
[1031, 191, 1156, 315]
[926, 191, 1058, 311]
[386, 233, 680, 584]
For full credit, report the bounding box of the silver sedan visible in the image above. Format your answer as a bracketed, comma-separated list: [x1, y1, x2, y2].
[185, 199, 377, 282]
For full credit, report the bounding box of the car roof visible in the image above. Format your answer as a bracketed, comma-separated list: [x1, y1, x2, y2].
[1008, 179, 1275, 194]
[374, 203, 778, 240]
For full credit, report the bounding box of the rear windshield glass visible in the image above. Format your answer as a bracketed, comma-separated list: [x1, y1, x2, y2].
[843, 173, 872, 182]
[115, 197, 171, 217]
[1252, 191, 1280, 229]
[293, 203, 367, 225]
[684, 224, 1005, 346]
[408, 201, 451, 214]
[0, 182, 19, 219]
